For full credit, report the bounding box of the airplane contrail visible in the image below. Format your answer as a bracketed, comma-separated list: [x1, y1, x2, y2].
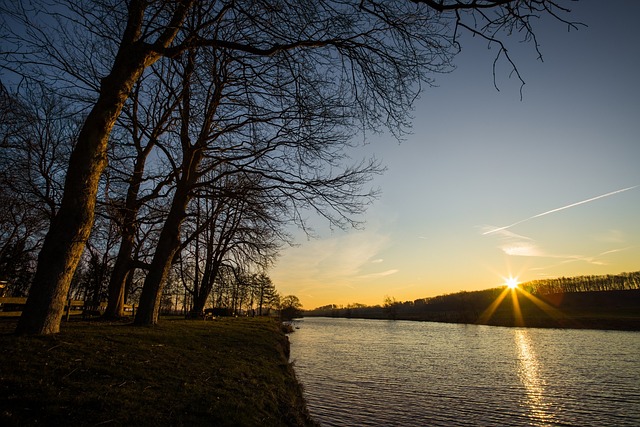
[483, 185, 638, 235]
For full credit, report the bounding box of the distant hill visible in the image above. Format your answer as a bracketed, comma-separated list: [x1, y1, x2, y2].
[305, 272, 640, 331]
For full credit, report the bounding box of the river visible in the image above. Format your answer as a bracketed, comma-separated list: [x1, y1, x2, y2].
[288, 317, 640, 426]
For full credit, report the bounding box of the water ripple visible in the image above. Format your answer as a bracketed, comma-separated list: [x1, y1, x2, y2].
[289, 318, 640, 426]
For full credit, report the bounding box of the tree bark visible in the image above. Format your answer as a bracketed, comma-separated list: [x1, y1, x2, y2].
[104, 149, 149, 319]
[134, 149, 202, 325]
[14, 0, 191, 334]
[15, 57, 148, 334]
[104, 232, 135, 319]
[191, 260, 221, 317]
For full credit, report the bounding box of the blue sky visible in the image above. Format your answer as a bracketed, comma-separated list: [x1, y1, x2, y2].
[271, 0, 640, 309]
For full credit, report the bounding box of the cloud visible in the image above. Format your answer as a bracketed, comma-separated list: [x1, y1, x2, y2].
[525, 247, 632, 273]
[357, 269, 399, 280]
[502, 245, 541, 257]
[481, 225, 542, 257]
[486, 227, 619, 265]
[479, 186, 639, 272]
[481, 226, 534, 242]
[482, 217, 634, 273]
[272, 230, 392, 289]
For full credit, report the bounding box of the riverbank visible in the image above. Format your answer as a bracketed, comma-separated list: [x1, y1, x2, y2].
[0, 317, 317, 426]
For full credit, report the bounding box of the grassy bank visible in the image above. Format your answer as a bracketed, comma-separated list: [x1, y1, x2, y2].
[0, 317, 316, 426]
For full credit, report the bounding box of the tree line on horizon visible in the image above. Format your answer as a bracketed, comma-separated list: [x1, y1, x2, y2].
[307, 271, 640, 320]
[0, 0, 579, 335]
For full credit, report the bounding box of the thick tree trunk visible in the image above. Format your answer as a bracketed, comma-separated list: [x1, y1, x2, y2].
[15, 62, 147, 334]
[13, 0, 191, 334]
[133, 214, 182, 325]
[134, 150, 202, 326]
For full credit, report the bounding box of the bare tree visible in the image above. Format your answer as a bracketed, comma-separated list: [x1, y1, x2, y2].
[0, 83, 78, 295]
[179, 173, 283, 318]
[133, 31, 390, 325]
[4, 0, 192, 334]
[0, 0, 578, 334]
[102, 65, 180, 319]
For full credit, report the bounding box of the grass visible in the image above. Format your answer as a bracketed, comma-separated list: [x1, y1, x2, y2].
[0, 317, 317, 426]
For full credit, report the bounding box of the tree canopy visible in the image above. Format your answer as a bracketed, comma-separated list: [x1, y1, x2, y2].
[0, 0, 579, 334]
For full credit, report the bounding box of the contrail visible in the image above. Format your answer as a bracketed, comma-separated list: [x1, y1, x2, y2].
[483, 185, 638, 235]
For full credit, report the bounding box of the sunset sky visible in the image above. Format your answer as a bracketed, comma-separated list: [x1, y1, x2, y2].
[271, 0, 640, 309]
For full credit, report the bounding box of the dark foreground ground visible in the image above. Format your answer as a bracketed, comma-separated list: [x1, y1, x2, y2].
[0, 317, 316, 427]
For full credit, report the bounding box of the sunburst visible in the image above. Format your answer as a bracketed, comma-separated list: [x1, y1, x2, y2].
[477, 275, 569, 327]
[505, 276, 519, 289]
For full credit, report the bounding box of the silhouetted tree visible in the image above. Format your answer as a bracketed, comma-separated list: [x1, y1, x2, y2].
[253, 274, 279, 316]
[280, 295, 303, 321]
[103, 68, 180, 319]
[0, 83, 77, 296]
[180, 174, 282, 318]
[1, 0, 579, 334]
[383, 296, 400, 320]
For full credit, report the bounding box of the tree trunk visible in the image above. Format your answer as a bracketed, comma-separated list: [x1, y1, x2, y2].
[14, 0, 191, 335]
[191, 260, 221, 317]
[133, 211, 183, 325]
[134, 149, 202, 326]
[103, 233, 135, 319]
[104, 148, 148, 319]
[15, 57, 148, 334]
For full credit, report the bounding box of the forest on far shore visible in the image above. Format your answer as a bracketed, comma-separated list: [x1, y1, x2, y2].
[305, 272, 640, 330]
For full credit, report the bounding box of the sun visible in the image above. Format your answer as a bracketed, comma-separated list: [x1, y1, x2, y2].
[505, 276, 519, 289]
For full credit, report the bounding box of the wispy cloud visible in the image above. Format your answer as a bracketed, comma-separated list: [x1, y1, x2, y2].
[528, 247, 632, 271]
[480, 226, 541, 257]
[357, 269, 399, 280]
[272, 230, 391, 290]
[480, 223, 630, 267]
[502, 244, 541, 257]
[483, 185, 638, 235]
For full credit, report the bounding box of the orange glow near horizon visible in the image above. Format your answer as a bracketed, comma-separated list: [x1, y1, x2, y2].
[477, 276, 570, 327]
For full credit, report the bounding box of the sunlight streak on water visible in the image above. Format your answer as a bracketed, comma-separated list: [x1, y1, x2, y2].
[514, 329, 555, 425]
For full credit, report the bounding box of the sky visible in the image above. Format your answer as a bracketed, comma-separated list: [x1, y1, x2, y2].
[271, 0, 640, 309]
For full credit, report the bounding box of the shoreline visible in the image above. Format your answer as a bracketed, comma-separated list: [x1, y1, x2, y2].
[305, 289, 640, 332]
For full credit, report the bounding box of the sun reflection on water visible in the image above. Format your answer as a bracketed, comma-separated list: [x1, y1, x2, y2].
[515, 330, 555, 424]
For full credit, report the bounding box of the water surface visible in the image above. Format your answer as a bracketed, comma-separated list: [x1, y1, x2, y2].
[289, 317, 640, 426]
